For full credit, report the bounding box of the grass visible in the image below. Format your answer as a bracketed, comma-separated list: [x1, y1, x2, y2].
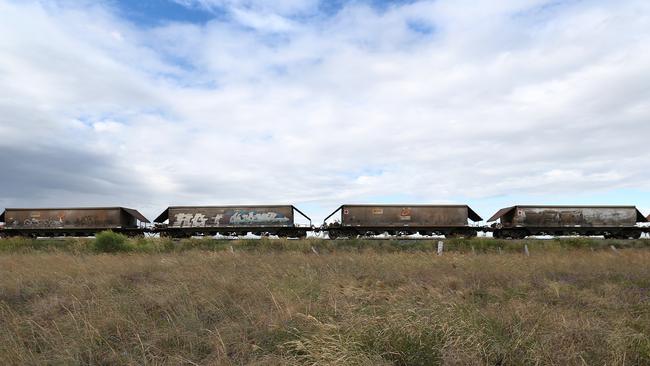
[0, 234, 649, 255]
[0, 239, 649, 365]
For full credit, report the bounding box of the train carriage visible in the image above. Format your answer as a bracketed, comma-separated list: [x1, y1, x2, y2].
[323, 204, 483, 239]
[488, 205, 648, 239]
[153, 205, 312, 238]
[0, 207, 149, 238]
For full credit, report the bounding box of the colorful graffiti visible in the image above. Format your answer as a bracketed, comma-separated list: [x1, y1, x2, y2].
[171, 210, 289, 228]
[230, 211, 289, 224]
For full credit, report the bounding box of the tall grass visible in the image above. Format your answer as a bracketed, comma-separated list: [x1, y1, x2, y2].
[0, 250, 649, 364]
[1, 235, 649, 254]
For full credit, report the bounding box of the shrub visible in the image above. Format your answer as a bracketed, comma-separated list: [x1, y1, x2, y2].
[93, 231, 130, 253]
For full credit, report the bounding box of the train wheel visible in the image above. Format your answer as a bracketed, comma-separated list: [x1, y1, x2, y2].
[445, 230, 469, 239]
[617, 230, 641, 240]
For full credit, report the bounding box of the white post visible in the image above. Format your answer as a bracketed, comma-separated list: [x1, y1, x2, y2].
[437, 241, 444, 256]
[311, 246, 319, 255]
[610, 245, 619, 254]
[524, 244, 530, 257]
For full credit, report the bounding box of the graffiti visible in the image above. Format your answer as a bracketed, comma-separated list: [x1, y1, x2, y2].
[76, 216, 96, 226]
[171, 211, 289, 228]
[22, 218, 64, 228]
[174, 213, 210, 228]
[230, 211, 289, 224]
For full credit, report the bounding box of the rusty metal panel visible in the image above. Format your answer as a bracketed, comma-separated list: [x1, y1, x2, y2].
[167, 206, 294, 228]
[487, 206, 515, 222]
[507, 206, 639, 227]
[340, 205, 473, 227]
[3, 208, 127, 229]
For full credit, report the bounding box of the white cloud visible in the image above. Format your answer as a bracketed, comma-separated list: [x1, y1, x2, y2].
[172, 0, 320, 16]
[1, 0, 650, 220]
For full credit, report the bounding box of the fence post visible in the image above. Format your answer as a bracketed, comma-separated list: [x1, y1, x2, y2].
[524, 244, 530, 257]
[437, 241, 444, 256]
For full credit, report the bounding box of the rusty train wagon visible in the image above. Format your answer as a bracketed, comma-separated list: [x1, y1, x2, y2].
[488, 205, 648, 239]
[0, 207, 149, 238]
[322, 204, 483, 239]
[153, 205, 312, 238]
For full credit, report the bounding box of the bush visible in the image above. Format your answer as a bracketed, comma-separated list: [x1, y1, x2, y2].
[93, 231, 130, 253]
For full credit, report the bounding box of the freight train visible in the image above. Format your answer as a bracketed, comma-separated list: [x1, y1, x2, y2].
[0, 204, 648, 239]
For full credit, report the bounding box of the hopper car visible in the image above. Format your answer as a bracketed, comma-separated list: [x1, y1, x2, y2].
[322, 204, 483, 239]
[488, 205, 648, 239]
[153, 205, 312, 238]
[0, 207, 149, 238]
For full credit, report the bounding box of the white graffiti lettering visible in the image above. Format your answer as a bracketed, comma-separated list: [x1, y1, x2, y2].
[212, 214, 224, 225]
[22, 218, 64, 228]
[230, 211, 290, 224]
[173, 213, 210, 228]
[172, 212, 288, 227]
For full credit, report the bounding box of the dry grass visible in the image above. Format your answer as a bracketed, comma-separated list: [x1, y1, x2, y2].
[1, 248, 649, 365]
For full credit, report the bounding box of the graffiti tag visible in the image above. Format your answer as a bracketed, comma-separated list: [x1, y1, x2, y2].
[171, 211, 289, 228]
[230, 211, 289, 224]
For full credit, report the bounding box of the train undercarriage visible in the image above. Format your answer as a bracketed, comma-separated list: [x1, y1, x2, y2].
[325, 226, 479, 239]
[493, 227, 644, 240]
[0, 228, 146, 238]
[159, 227, 309, 239]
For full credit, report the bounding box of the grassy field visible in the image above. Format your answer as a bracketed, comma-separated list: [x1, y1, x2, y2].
[1, 238, 649, 365]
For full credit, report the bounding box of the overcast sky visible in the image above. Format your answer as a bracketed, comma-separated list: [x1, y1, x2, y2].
[1, 0, 649, 223]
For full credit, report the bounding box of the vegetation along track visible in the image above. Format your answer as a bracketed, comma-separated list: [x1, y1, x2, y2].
[0, 236, 649, 365]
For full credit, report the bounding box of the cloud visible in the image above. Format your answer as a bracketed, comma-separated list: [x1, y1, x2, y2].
[171, 0, 320, 16]
[1, 0, 650, 220]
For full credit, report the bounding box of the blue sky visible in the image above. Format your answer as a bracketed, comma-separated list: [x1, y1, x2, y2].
[0, 0, 649, 223]
[114, 0, 218, 25]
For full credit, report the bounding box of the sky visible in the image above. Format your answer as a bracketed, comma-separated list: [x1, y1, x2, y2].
[1, 0, 649, 224]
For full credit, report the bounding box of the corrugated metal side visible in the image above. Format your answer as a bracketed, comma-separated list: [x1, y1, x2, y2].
[341, 205, 470, 227]
[167, 206, 295, 228]
[511, 206, 638, 227]
[3, 208, 126, 229]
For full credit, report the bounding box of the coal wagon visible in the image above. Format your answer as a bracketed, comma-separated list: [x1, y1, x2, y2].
[0, 207, 149, 238]
[488, 205, 648, 239]
[322, 204, 483, 238]
[153, 205, 312, 238]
